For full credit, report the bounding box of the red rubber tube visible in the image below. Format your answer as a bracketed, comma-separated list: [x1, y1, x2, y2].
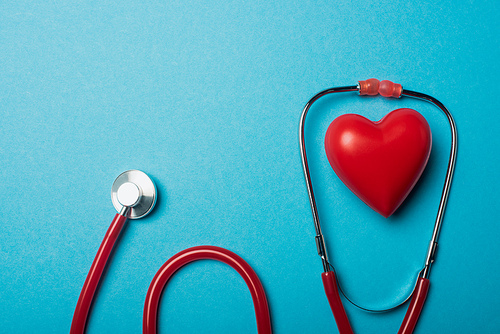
[322, 271, 354, 334]
[143, 246, 272, 334]
[70, 213, 127, 334]
[397, 277, 430, 334]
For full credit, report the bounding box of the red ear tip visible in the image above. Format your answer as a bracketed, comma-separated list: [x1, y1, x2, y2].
[379, 80, 402, 98]
[359, 78, 380, 95]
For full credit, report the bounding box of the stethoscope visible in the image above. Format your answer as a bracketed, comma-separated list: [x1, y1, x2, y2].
[299, 78, 457, 334]
[71, 78, 456, 334]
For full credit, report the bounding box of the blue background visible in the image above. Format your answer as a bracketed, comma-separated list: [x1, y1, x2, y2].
[1, 1, 498, 333]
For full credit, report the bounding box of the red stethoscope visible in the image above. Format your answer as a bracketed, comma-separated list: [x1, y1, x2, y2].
[299, 78, 457, 334]
[71, 78, 456, 334]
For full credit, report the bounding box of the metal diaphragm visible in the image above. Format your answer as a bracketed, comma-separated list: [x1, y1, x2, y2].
[111, 170, 156, 219]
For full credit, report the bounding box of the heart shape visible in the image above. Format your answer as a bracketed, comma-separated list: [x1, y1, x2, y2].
[324, 108, 432, 218]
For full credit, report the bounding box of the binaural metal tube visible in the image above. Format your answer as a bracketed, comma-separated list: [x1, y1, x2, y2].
[401, 89, 458, 279]
[299, 85, 359, 272]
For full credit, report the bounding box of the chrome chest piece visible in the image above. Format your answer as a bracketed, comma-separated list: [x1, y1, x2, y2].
[111, 170, 157, 219]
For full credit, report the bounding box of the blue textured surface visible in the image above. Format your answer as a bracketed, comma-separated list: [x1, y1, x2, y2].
[1, 1, 498, 333]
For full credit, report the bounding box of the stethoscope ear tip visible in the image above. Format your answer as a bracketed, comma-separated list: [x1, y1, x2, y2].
[111, 170, 156, 219]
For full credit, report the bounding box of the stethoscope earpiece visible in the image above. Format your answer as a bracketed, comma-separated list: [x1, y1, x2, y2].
[111, 170, 156, 219]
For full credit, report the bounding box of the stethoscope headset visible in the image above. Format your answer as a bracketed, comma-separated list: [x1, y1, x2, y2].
[299, 78, 457, 334]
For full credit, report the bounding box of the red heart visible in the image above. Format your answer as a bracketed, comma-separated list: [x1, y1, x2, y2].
[324, 108, 432, 218]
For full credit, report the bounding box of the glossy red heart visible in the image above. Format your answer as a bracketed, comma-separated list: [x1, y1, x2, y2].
[324, 108, 432, 218]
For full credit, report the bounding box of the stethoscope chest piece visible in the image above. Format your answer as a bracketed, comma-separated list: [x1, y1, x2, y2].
[111, 170, 156, 219]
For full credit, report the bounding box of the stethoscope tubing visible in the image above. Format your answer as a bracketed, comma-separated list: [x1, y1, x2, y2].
[70, 213, 128, 334]
[299, 80, 457, 333]
[143, 246, 272, 334]
[71, 213, 272, 334]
